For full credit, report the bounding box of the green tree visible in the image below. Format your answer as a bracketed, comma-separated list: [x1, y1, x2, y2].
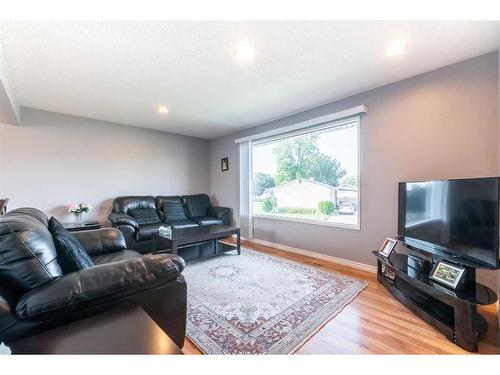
[340, 174, 358, 186]
[273, 135, 346, 186]
[253, 173, 275, 196]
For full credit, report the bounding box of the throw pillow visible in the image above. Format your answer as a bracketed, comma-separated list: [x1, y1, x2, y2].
[48, 217, 94, 273]
[128, 208, 161, 225]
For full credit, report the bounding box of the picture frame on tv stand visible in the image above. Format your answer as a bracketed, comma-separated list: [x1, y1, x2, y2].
[429, 260, 467, 290]
[379, 237, 397, 258]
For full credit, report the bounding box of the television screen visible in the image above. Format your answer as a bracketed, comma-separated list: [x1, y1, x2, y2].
[398, 177, 499, 268]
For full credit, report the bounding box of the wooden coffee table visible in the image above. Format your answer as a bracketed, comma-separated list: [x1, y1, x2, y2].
[152, 224, 240, 259]
[8, 306, 183, 354]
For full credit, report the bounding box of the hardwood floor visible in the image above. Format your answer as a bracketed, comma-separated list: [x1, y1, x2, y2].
[182, 240, 500, 354]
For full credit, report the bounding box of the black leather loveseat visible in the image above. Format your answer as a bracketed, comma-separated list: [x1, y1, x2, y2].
[0, 208, 187, 348]
[109, 194, 231, 253]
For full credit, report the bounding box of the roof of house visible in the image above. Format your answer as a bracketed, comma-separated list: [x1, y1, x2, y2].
[269, 179, 358, 193]
[337, 184, 358, 191]
[271, 178, 335, 191]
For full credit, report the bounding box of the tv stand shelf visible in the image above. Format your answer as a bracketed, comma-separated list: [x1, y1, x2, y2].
[373, 250, 497, 352]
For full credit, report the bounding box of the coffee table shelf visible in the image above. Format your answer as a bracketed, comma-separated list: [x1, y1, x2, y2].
[152, 224, 240, 261]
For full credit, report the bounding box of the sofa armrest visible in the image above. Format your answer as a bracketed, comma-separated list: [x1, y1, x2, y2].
[16, 254, 185, 322]
[208, 206, 231, 225]
[108, 213, 139, 230]
[73, 228, 127, 256]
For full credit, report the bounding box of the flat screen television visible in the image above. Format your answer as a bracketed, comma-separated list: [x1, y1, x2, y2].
[398, 177, 500, 269]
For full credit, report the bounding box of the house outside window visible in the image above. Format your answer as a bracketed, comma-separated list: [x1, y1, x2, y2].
[251, 117, 360, 229]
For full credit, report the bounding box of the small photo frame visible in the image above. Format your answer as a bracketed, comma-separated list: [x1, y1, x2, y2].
[221, 157, 229, 172]
[429, 261, 466, 289]
[383, 266, 396, 281]
[379, 237, 397, 257]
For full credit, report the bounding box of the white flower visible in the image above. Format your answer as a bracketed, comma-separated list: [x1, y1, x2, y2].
[68, 203, 93, 214]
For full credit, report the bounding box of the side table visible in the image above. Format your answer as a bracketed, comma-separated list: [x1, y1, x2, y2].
[62, 220, 102, 232]
[8, 306, 183, 354]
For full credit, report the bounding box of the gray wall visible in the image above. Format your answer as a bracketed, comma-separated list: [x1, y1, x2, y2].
[0, 108, 211, 223]
[210, 52, 499, 286]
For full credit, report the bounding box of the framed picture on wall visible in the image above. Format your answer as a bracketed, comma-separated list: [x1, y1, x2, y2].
[221, 157, 229, 172]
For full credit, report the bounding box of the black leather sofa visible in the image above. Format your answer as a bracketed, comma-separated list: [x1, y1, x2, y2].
[109, 194, 231, 253]
[0, 208, 187, 348]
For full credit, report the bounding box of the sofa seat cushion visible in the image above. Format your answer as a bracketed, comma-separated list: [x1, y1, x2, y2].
[135, 223, 162, 241]
[128, 208, 161, 226]
[192, 216, 223, 226]
[48, 217, 94, 273]
[166, 219, 199, 229]
[91, 250, 142, 265]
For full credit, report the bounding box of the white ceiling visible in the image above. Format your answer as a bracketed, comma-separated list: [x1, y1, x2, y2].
[0, 21, 499, 139]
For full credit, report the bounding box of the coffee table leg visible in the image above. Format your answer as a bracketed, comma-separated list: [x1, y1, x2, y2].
[237, 229, 241, 255]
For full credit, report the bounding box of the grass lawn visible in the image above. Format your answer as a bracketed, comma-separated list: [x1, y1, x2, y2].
[252, 202, 358, 225]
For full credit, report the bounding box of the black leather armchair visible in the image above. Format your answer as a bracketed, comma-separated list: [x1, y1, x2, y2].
[0, 208, 187, 348]
[108, 196, 160, 253]
[109, 194, 232, 253]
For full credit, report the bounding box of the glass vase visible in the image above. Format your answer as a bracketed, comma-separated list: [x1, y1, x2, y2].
[74, 212, 82, 226]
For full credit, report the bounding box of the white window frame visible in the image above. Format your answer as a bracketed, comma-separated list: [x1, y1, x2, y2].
[248, 115, 362, 231]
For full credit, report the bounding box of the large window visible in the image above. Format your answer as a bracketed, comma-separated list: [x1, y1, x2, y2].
[251, 118, 360, 228]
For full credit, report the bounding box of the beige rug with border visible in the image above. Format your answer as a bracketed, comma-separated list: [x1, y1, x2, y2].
[184, 248, 367, 354]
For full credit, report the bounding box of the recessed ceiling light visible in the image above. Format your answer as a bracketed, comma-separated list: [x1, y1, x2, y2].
[386, 41, 409, 57]
[233, 42, 255, 63]
[156, 105, 168, 114]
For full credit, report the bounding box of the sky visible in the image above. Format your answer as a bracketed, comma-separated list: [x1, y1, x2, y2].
[252, 123, 358, 178]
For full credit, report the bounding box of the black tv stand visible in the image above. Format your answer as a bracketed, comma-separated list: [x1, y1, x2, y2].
[373, 248, 497, 352]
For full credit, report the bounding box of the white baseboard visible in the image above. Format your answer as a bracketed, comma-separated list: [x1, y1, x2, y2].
[242, 237, 377, 273]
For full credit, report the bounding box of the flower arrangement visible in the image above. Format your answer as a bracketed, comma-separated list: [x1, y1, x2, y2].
[68, 203, 93, 225]
[68, 203, 93, 214]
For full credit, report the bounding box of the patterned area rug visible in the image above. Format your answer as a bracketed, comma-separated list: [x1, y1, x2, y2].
[184, 248, 367, 354]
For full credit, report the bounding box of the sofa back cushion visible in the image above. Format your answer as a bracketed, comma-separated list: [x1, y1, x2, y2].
[48, 217, 94, 273]
[128, 208, 161, 226]
[0, 208, 62, 297]
[182, 194, 211, 218]
[112, 196, 157, 215]
[156, 196, 189, 222]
